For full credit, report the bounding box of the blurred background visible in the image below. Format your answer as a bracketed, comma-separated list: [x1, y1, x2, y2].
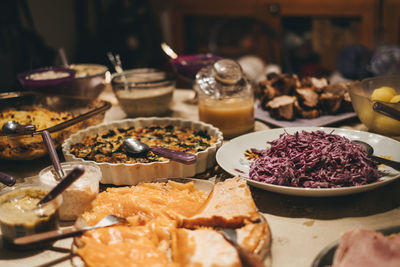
[1, 0, 399, 91]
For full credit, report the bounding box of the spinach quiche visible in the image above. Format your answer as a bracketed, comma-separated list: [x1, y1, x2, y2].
[69, 124, 218, 164]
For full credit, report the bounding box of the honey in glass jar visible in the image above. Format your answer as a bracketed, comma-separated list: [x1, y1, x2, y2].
[196, 59, 254, 139]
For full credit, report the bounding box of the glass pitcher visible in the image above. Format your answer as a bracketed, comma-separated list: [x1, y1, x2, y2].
[195, 59, 254, 139]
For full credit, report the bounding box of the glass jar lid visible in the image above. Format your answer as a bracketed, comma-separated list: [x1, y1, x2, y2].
[195, 59, 251, 99]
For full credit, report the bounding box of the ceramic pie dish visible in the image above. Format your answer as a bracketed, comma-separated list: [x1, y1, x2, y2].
[62, 117, 223, 185]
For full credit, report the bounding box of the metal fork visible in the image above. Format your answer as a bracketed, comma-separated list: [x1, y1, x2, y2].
[14, 215, 127, 246]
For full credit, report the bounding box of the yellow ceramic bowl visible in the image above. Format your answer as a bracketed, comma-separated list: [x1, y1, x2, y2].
[348, 76, 400, 136]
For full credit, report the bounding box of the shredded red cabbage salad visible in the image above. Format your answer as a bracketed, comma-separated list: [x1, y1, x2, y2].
[249, 131, 382, 188]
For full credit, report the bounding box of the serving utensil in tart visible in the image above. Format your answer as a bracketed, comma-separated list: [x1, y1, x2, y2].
[13, 215, 127, 246]
[123, 137, 197, 165]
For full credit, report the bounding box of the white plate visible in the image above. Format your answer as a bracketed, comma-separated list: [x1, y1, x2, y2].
[216, 127, 400, 197]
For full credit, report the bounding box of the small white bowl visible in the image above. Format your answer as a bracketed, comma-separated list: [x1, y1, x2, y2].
[39, 162, 102, 221]
[62, 117, 223, 185]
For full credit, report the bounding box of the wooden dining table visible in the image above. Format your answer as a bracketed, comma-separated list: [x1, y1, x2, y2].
[1, 86, 400, 267]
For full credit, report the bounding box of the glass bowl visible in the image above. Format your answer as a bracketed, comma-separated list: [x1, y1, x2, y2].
[0, 181, 62, 250]
[348, 75, 400, 136]
[0, 91, 111, 160]
[111, 68, 175, 117]
[67, 64, 109, 100]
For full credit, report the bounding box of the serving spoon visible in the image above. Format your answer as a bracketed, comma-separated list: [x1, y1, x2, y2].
[372, 101, 400, 122]
[58, 47, 69, 68]
[13, 215, 127, 246]
[41, 130, 65, 181]
[37, 166, 85, 206]
[0, 172, 16, 186]
[353, 140, 400, 171]
[123, 138, 197, 165]
[1, 121, 36, 135]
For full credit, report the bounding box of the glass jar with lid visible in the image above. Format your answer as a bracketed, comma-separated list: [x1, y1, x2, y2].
[195, 59, 254, 139]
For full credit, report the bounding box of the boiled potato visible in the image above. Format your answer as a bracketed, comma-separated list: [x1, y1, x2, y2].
[373, 114, 400, 135]
[371, 86, 396, 102]
[390, 95, 400, 103]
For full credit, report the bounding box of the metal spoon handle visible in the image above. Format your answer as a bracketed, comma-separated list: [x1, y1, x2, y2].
[152, 146, 197, 165]
[41, 131, 65, 180]
[13, 227, 84, 246]
[0, 171, 16, 186]
[373, 101, 400, 122]
[107, 52, 124, 73]
[161, 42, 178, 59]
[114, 54, 124, 73]
[58, 47, 69, 68]
[14, 124, 36, 134]
[371, 155, 400, 171]
[37, 166, 84, 206]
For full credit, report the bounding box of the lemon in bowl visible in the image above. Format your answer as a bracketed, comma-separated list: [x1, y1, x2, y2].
[390, 94, 400, 103]
[348, 76, 400, 136]
[371, 86, 396, 102]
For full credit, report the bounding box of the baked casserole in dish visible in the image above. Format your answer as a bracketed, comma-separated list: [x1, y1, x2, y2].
[0, 92, 111, 160]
